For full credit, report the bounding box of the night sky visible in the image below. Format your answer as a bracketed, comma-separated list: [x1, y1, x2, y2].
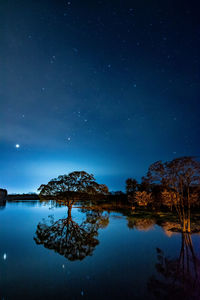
[1, 0, 200, 193]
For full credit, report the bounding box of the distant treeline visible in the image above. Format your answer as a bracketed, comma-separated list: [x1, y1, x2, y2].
[7, 194, 40, 200]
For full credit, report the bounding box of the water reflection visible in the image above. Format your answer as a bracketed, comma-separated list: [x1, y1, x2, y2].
[2, 200, 200, 299]
[127, 216, 156, 231]
[148, 233, 200, 300]
[0, 201, 6, 210]
[34, 205, 109, 261]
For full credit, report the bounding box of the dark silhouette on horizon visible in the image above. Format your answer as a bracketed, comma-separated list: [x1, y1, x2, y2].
[0, 188, 7, 208]
[38, 171, 109, 196]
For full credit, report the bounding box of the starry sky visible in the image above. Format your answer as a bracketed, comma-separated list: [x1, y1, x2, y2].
[0, 0, 200, 193]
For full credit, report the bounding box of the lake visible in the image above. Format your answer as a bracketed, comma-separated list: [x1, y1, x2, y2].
[0, 200, 200, 299]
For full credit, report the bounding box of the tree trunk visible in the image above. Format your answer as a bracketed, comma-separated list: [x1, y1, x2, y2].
[187, 187, 191, 233]
[183, 218, 187, 232]
[68, 205, 72, 219]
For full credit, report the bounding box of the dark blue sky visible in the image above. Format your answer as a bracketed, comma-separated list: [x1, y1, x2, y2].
[1, 0, 200, 193]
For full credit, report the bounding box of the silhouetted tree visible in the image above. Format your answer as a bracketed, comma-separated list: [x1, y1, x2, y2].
[38, 171, 109, 198]
[86, 182, 109, 195]
[126, 178, 138, 206]
[112, 191, 125, 195]
[137, 176, 152, 192]
[0, 188, 7, 201]
[126, 178, 137, 195]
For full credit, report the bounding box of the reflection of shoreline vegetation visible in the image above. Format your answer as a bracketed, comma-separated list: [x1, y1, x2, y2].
[33, 196, 200, 299]
[34, 205, 109, 261]
[38, 198, 200, 235]
[148, 233, 200, 299]
[125, 210, 200, 234]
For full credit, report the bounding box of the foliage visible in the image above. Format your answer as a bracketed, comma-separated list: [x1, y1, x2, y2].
[126, 178, 137, 195]
[127, 216, 155, 231]
[144, 156, 200, 232]
[38, 171, 109, 197]
[125, 157, 200, 232]
[161, 190, 178, 210]
[135, 191, 153, 206]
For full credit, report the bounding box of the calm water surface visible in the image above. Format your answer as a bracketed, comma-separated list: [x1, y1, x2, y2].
[0, 201, 199, 299]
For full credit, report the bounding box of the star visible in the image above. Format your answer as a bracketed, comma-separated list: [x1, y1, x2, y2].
[15, 144, 20, 148]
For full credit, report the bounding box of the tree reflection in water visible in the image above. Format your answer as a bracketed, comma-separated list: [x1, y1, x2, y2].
[148, 233, 200, 300]
[34, 206, 109, 261]
[127, 216, 156, 231]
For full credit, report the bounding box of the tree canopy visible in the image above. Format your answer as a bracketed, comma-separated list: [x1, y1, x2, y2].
[38, 171, 109, 197]
[125, 157, 200, 232]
